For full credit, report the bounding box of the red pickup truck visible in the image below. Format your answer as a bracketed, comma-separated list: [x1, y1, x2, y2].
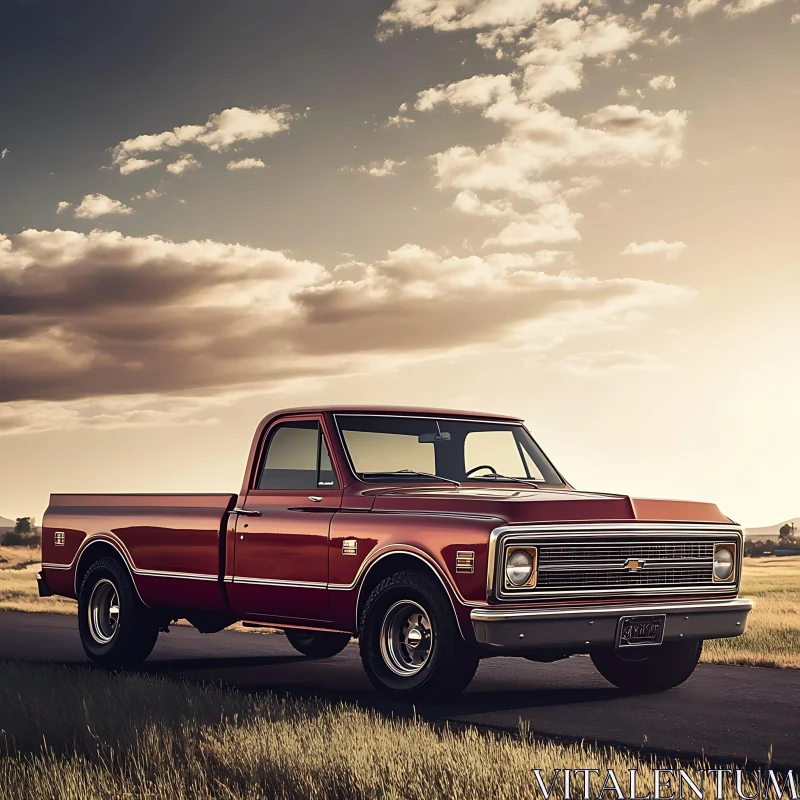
[40, 405, 752, 700]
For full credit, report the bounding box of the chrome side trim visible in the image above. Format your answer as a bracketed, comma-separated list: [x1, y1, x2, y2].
[46, 561, 219, 583]
[486, 522, 744, 600]
[134, 569, 219, 582]
[42, 534, 220, 585]
[232, 576, 327, 589]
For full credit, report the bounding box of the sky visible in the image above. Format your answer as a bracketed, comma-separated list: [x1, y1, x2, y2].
[0, 0, 798, 528]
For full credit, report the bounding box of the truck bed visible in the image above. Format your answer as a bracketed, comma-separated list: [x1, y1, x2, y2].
[42, 493, 237, 610]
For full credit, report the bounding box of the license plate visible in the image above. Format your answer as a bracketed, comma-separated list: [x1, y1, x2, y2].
[617, 614, 666, 647]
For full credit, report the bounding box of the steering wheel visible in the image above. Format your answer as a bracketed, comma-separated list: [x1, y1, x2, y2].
[465, 464, 498, 477]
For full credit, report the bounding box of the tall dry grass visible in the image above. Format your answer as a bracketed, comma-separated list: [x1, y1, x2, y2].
[702, 556, 800, 668]
[0, 661, 755, 800]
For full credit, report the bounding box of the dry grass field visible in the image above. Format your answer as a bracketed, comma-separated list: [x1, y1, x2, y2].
[0, 661, 755, 800]
[2, 547, 799, 668]
[702, 556, 800, 669]
[0, 546, 76, 614]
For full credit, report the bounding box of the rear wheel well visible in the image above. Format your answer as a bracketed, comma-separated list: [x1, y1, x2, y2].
[75, 542, 132, 596]
[356, 553, 452, 633]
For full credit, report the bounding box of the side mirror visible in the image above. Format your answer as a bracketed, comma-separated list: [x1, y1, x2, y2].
[418, 431, 451, 443]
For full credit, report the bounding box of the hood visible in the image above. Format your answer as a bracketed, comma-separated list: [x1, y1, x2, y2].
[366, 485, 731, 526]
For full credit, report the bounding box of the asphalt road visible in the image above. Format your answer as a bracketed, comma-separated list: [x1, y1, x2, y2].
[1, 611, 796, 768]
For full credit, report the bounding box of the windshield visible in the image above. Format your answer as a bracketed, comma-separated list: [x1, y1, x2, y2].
[335, 415, 563, 485]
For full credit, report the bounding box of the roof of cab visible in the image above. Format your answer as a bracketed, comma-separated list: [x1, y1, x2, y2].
[264, 405, 523, 422]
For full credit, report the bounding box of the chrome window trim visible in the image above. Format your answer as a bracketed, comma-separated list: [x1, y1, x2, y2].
[486, 522, 744, 601]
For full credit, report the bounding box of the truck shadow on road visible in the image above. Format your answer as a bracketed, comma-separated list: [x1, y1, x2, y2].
[139, 654, 311, 672]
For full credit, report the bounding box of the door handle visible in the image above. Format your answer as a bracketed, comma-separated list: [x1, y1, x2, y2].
[232, 507, 262, 517]
[308, 496, 323, 503]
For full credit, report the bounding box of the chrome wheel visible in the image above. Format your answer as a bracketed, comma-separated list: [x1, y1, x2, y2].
[88, 579, 120, 644]
[379, 600, 434, 676]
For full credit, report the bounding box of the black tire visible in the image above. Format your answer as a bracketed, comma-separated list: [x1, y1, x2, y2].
[78, 557, 159, 668]
[359, 570, 479, 702]
[590, 639, 703, 694]
[284, 629, 351, 658]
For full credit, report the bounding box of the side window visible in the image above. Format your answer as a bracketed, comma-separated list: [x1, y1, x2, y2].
[257, 421, 339, 490]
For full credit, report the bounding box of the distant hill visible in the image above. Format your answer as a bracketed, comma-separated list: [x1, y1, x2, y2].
[0, 515, 15, 530]
[745, 518, 800, 542]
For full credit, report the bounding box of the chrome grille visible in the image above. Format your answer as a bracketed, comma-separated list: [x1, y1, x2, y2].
[537, 565, 713, 589]
[492, 525, 742, 600]
[539, 541, 714, 565]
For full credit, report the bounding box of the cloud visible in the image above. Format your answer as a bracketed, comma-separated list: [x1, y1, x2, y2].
[73, 194, 134, 219]
[131, 189, 162, 201]
[429, 104, 686, 202]
[385, 7, 688, 254]
[112, 106, 293, 174]
[679, 0, 785, 15]
[483, 201, 582, 247]
[119, 158, 162, 176]
[642, 4, 662, 20]
[792, 13, 800, 22]
[724, 0, 785, 14]
[560, 350, 672, 376]
[454, 190, 582, 246]
[648, 28, 681, 46]
[166, 154, 201, 176]
[621, 240, 687, 259]
[377, 0, 583, 39]
[343, 159, 407, 177]
[56, 201, 72, 214]
[680, 0, 722, 15]
[227, 157, 266, 170]
[0, 229, 691, 430]
[0, 396, 223, 436]
[453, 189, 516, 217]
[384, 114, 415, 127]
[648, 75, 676, 90]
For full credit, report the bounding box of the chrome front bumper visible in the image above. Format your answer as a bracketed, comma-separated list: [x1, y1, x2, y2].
[471, 598, 753, 653]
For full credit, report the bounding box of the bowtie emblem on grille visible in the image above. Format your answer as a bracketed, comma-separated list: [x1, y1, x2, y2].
[623, 558, 645, 572]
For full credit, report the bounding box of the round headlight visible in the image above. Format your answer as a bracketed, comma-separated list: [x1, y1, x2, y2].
[506, 549, 533, 587]
[714, 546, 734, 581]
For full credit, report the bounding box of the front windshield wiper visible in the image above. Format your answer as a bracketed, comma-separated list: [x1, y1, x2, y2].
[361, 470, 461, 487]
[469, 474, 540, 487]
